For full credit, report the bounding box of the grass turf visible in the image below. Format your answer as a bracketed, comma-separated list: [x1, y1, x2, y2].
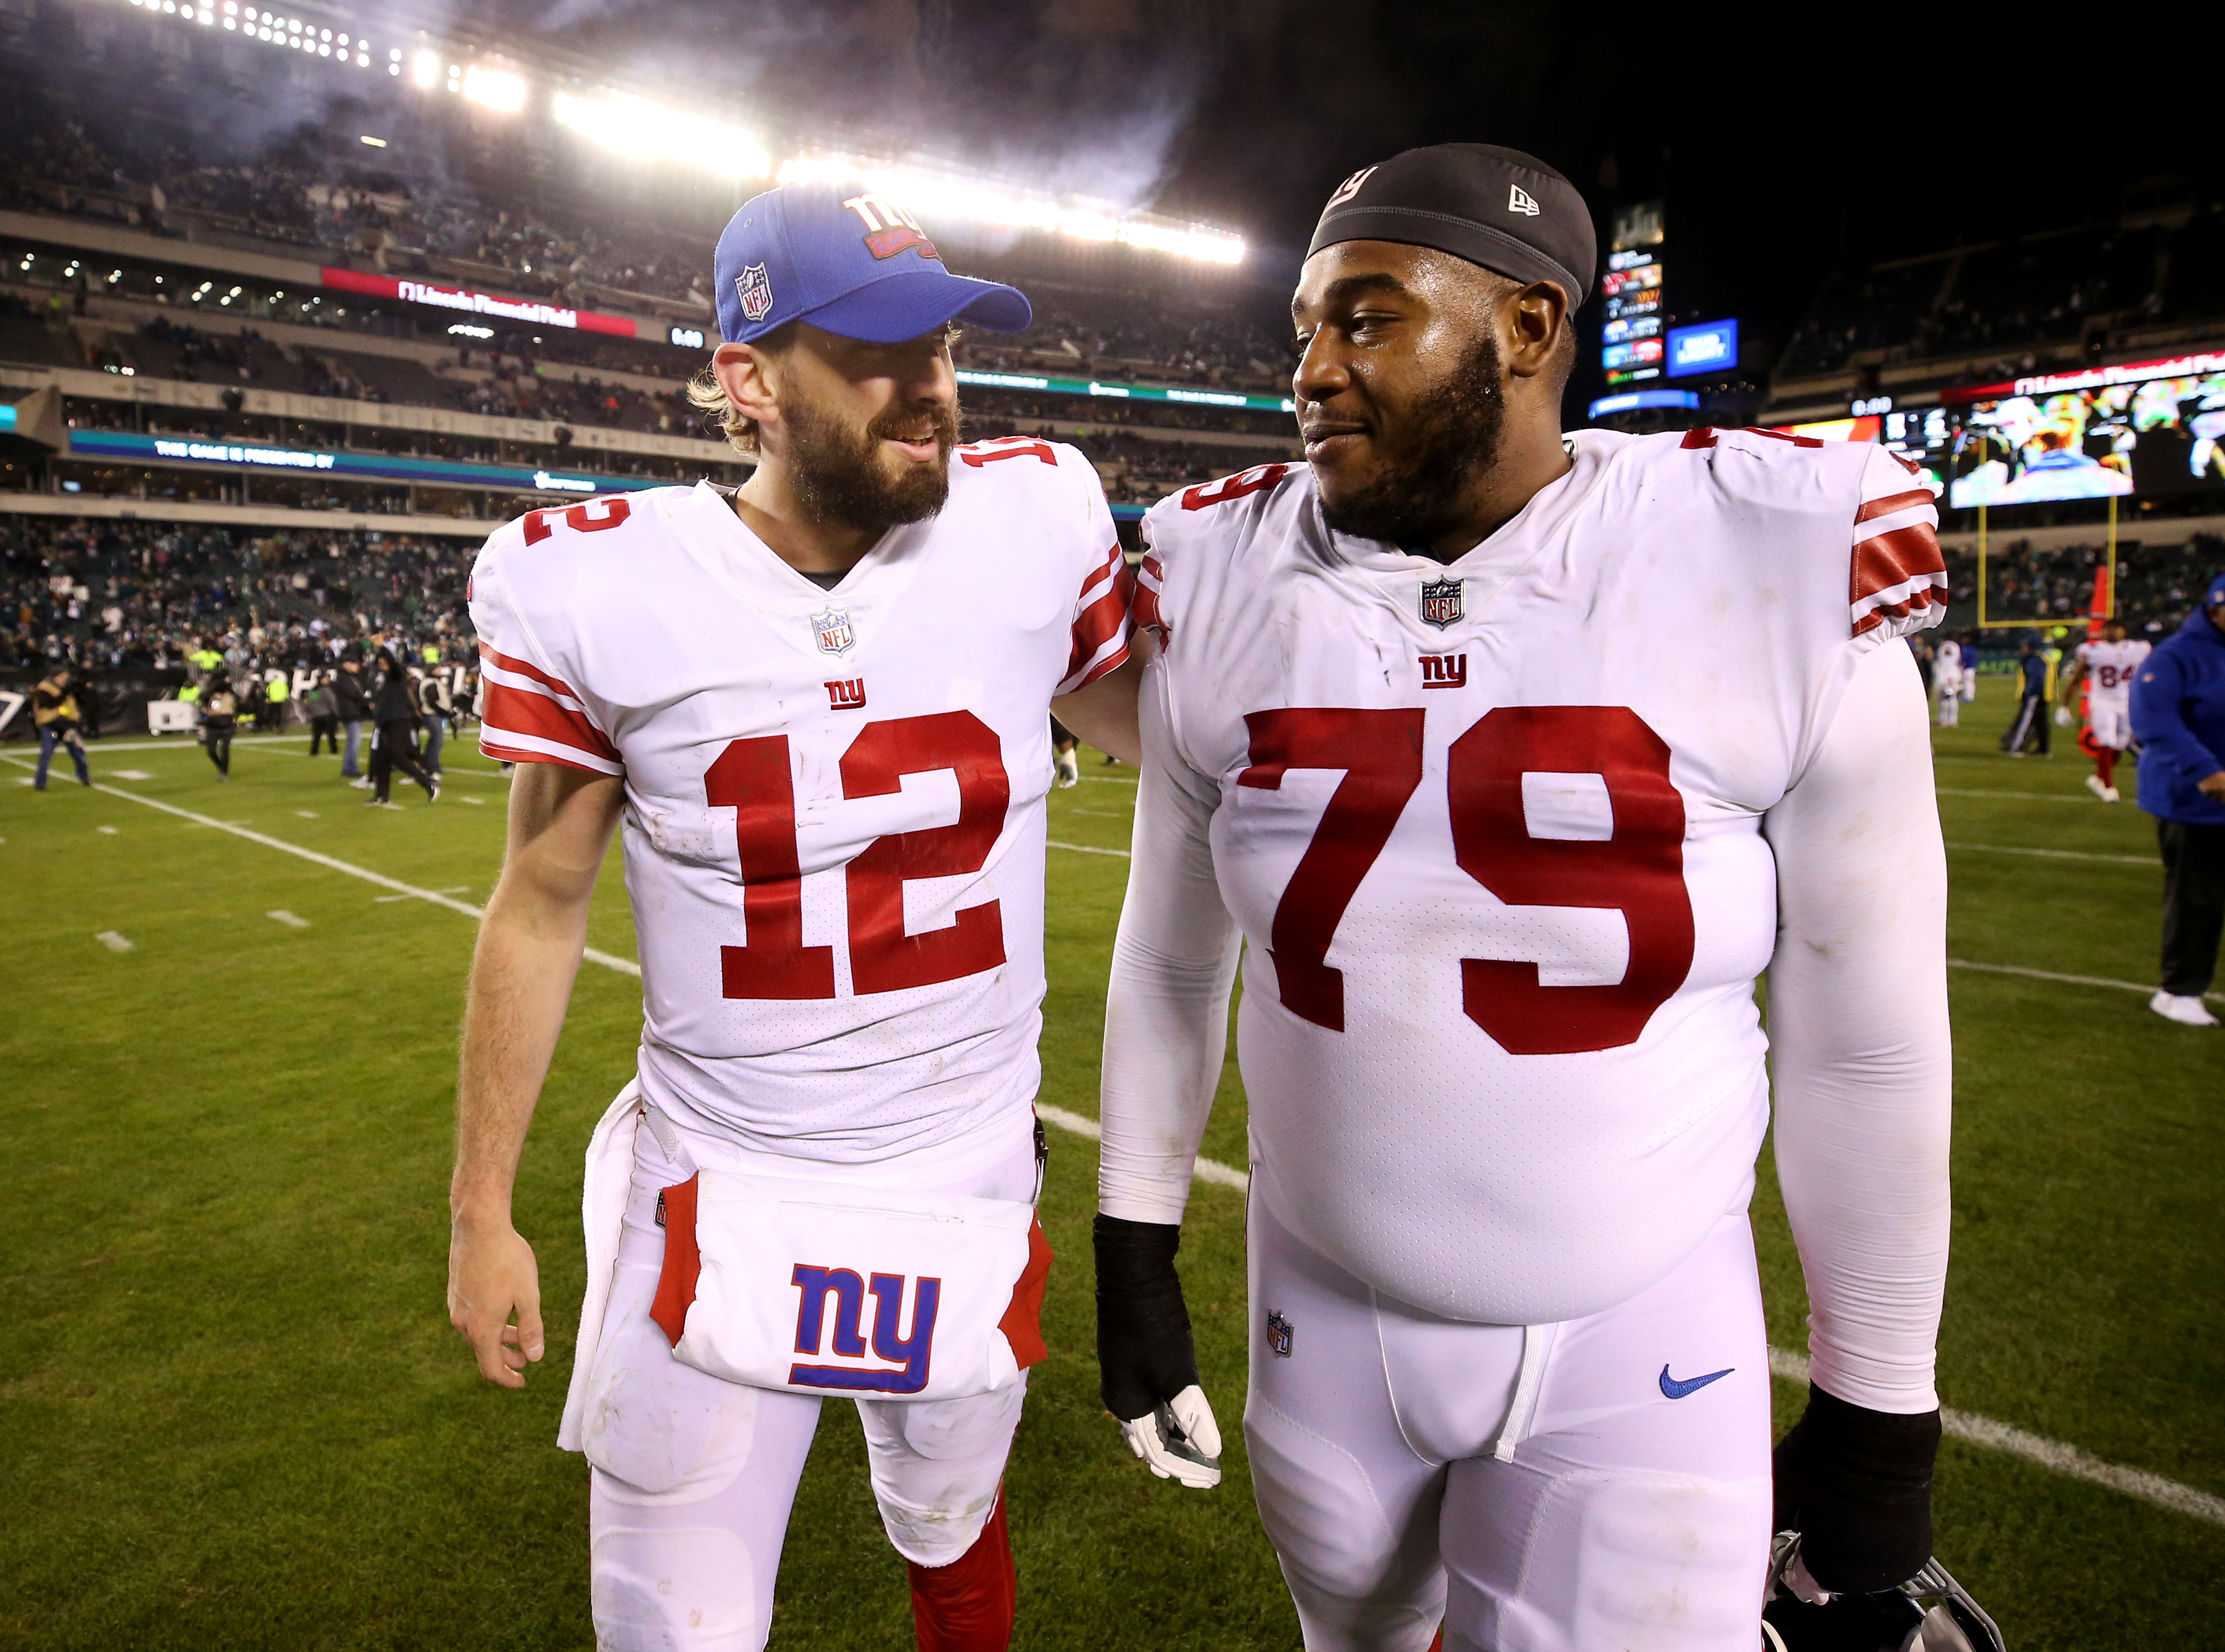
[0, 677, 2218, 1649]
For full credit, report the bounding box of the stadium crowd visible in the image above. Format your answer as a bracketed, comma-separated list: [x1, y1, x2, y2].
[2, 515, 476, 675]
[1941, 535, 2225, 634]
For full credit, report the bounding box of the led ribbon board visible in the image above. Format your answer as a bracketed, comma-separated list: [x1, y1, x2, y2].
[69, 430, 656, 496]
[319, 268, 641, 337]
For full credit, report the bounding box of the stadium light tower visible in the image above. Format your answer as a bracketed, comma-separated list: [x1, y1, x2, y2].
[552, 91, 771, 179]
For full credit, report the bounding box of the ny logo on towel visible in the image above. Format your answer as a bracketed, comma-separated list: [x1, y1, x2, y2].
[789, 1264, 941, 1393]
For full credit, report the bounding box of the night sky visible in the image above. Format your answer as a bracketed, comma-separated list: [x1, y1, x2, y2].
[425, 2, 2217, 376]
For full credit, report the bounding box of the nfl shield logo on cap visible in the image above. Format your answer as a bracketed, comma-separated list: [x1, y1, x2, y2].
[736, 263, 773, 324]
[1419, 577, 1463, 629]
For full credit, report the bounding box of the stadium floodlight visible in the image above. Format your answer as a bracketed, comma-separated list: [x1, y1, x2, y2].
[463, 65, 526, 110]
[411, 50, 438, 87]
[360, 134, 387, 147]
[774, 152, 1245, 266]
[552, 91, 771, 179]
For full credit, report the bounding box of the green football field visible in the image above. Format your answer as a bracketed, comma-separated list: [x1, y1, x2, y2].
[2, 674, 2219, 1650]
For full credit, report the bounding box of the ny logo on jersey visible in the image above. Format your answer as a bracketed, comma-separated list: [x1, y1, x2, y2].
[811, 608, 857, 656]
[736, 262, 774, 323]
[789, 1264, 941, 1393]
[825, 677, 868, 711]
[1419, 653, 1467, 690]
[1419, 577, 1464, 629]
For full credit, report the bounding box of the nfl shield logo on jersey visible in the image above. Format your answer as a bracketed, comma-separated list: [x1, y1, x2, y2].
[737, 262, 774, 324]
[1419, 577, 1463, 629]
[1266, 1309, 1294, 1359]
[811, 608, 857, 656]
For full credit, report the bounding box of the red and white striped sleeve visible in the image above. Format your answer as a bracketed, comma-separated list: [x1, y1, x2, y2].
[468, 543, 624, 776]
[1848, 444, 1947, 642]
[1054, 474, 1132, 696]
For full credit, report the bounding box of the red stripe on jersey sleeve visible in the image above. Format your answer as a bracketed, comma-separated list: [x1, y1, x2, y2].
[1852, 522, 1947, 604]
[1854, 487, 1936, 526]
[1064, 586, 1131, 690]
[1132, 554, 1169, 639]
[479, 643, 586, 704]
[481, 678, 623, 765]
[478, 737, 621, 776]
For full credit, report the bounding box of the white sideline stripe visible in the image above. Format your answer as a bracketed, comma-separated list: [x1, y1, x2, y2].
[1936, 786, 2108, 804]
[22, 749, 2218, 1524]
[1766, 1348, 2225, 1527]
[1946, 840, 2157, 866]
[1048, 839, 1131, 859]
[0, 755, 641, 975]
[1947, 956, 2223, 1006]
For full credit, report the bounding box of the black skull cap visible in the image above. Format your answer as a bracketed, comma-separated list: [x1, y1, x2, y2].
[1307, 144, 1596, 305]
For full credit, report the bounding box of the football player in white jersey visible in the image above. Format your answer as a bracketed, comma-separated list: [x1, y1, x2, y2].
[1932, 634, 1964, 727]
[1092, 146, 1958, 1651]
[445, 184, 1137, 1652]
[2063, 618, 2153, 801]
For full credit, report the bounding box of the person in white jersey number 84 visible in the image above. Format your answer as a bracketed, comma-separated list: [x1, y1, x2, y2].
[446, 183, 1140, 1652]
[1092, 144, 1990, 1652]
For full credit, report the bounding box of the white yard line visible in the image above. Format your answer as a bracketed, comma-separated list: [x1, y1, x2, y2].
[18, 751, 2221, 1523]
[1947, 956, 2222, 1006]
[1766, 1347, 2225, 1527]
[1048, 840, 1132, 858]
[1936, 786, 2112, 804]
[1946, 841, 2158, 866]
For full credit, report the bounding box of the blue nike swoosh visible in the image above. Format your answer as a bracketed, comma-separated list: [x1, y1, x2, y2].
[1659, 1363, 1735, 1400]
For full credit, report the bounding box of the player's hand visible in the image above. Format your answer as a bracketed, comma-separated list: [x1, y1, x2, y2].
[2053, 706, 2073, 727]
[1772, 1383, 1941, 1593]
[1095, 1213, 1222, 1489]
[2198, 770, 2225, 801]
[448, 1219, 545, 1389]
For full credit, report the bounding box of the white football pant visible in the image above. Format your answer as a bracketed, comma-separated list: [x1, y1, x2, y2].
[2087, 702, 2132, 749]
[1245, 1181, 1772, 1652]
[584, 1108, 1037, 1652]
[1935, 677, 1960, 727]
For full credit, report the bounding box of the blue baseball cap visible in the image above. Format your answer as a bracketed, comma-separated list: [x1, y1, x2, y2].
[2207, 572, 2225, 608]
[712, 184, 1033, 346]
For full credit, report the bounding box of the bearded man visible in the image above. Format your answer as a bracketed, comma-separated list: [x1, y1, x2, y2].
[1092, 146, 1969, 1649]
[445, 182, 1138, 1652]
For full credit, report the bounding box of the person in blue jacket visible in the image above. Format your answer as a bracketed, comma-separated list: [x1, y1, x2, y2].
[2131, 571, 2225, 1026]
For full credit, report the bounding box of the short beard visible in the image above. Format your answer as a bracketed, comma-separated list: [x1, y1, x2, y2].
[1317, 330, 1504, 552]
[783, 390, 960, 533]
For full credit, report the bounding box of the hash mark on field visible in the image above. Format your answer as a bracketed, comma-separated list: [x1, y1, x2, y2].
[458, 796, 484, 805]
[1946, 840, 2158, 866]
[1049, 840, 1130, 859]
[93, 931, 133, 952]
[110, 769, 153, 780]
[96, 825, 118, 835]
[266, 910, 310, 929]
[295, 811, 319, 818]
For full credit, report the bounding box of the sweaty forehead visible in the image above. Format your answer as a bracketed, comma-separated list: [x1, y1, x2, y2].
[1291, 241, 1507, 320]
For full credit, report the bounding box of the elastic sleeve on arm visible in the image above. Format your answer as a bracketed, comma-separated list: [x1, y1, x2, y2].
[468, 542, 624, 776]
[1765, 639, 1952, 1414]
[1097, 664, 1241, 1224]
[1055, 467, 1131, 696]
[1849, 445, 1947, 643]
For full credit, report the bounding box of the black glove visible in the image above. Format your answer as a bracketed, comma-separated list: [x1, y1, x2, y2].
[1095, 1213, 1222, 1487]
[1094, 1214, 1200, 1421]
[1773, 1383, 1941, 1594]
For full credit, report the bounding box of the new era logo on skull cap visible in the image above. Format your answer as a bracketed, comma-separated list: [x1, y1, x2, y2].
[1509, 184, 1540, 216]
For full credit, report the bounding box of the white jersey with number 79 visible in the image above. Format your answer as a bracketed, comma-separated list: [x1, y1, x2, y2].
[467, 437, 1129, 1161]
[1124, 426, 1946, 1324]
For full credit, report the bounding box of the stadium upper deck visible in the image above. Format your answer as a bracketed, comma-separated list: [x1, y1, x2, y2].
[0, 3, 1301, 538]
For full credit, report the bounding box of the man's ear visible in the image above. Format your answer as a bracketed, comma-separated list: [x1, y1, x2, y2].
[1503, 280, 1570, 381]
[712, 341, 781, 441]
